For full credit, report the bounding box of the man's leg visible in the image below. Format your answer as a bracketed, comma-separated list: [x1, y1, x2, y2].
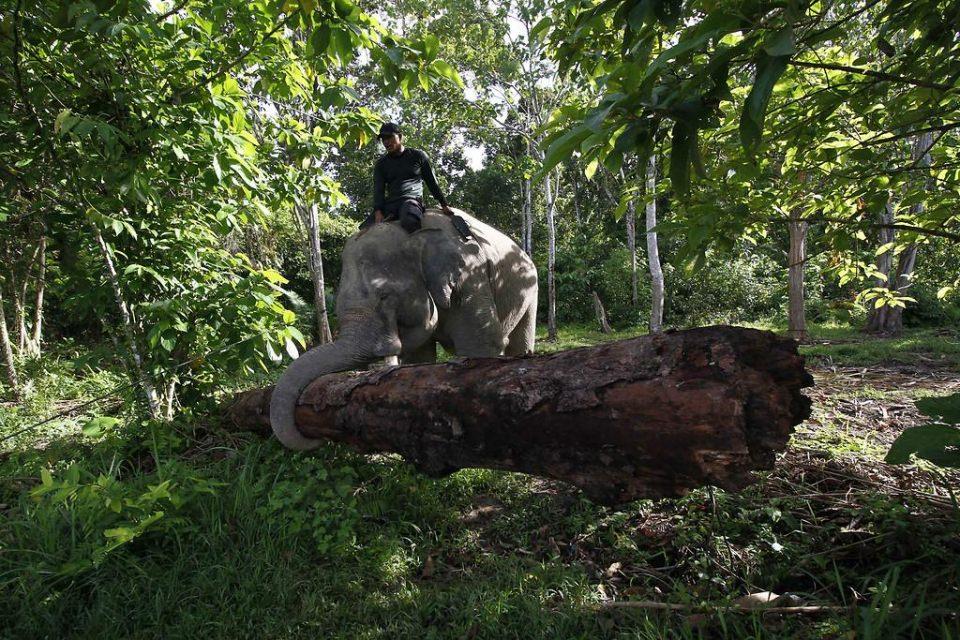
[360, 202, 402, 229]
[398, 199, 424, 233]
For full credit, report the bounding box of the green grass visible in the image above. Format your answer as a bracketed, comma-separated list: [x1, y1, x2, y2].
[540, 321, 960, 370]
[2, 324, 960, 639]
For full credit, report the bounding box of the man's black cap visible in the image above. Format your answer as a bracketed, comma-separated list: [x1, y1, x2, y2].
[378, 122, 402, 139]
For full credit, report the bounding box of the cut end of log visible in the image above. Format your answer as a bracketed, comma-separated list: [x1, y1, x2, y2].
[226, 326, 813, 505]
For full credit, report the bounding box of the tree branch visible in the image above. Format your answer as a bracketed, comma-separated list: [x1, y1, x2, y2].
[155, 0, 190, 23]
[789, 60, 953, 92]
[170, 11, 296, 104]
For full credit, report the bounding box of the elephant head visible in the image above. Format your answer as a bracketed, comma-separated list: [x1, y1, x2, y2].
[270, 218, 473, 450]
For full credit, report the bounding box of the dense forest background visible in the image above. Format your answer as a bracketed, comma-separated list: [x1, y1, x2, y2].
[2, 0, 958, 410]
[2, 0, 959, 637]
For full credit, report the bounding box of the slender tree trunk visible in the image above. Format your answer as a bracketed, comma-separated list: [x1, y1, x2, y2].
[522, 168, 533, 255]
[571, 166, 582, 225]
[27, 234, 45, 357]
[545, 169, 558, 341]
[296, 202, 333, 344]
[787, 206, 808, 341]
[92, 225, 161, 418]
[164, 379, 177, 420]
[626, 199, 638, 307]
[880, 132, 932, 335]
[865, 201, 895, 332]
[592, 290, 612, 333]
[0, 286, 21, 401]
[11, 240, 40, 354]
[645, 156, 664, 333]
[616, 168, 639, 308]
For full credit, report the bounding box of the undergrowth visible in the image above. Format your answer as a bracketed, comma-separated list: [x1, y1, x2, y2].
[1, 324, 958, 638]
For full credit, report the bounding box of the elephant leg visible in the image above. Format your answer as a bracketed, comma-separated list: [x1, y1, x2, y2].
[401, 339, 437, 365]
[505, 304, 536, 356]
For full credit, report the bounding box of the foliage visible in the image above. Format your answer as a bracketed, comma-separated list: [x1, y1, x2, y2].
[540, 0, 960, 312]
[0, 0, 462, 410]
[3, 329, 960, 638]
[886, 393, 960, 468]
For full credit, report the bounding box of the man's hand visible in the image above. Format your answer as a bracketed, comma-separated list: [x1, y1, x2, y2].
[441, 204, 454, 216]
[374, 210, 384, 223]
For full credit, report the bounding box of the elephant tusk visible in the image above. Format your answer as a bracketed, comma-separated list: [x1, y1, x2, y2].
[383, 355, 399, 366]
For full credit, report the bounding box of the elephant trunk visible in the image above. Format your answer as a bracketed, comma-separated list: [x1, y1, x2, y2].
[270, 338, 370, 450]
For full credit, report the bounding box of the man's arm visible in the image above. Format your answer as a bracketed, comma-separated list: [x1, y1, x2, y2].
[420, 151, 451, 212]
[373, 159, 385, 220]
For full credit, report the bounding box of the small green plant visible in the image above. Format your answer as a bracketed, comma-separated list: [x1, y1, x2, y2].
[886, 393, 960, 469]
[252, 450, 361, 554]
[16, 462, 223, 577]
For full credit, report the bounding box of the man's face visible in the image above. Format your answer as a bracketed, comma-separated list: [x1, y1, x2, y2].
[380, 133, 402, 154]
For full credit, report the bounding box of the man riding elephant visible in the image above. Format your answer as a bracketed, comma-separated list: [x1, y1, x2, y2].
[360, 122, 453, 233]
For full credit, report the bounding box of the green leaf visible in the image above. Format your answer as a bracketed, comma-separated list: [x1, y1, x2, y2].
[763, 26, 796, 56]
[915, 393, 960, 425]
[540, 126, 591, 175]
[55, 109, 73, 134]
[422, 33, 439, 60]
[740, 53, 790, 153]
[430, 60, 463, 87]
[285, 338, 300, 359]
[82, 417, 121, 437]
[885, 424, 960, 468]
[531, 16, 552, 41]
[669, 121, 695, 196]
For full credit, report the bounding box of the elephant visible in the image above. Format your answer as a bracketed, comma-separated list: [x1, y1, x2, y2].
[270, 208, 539, 450]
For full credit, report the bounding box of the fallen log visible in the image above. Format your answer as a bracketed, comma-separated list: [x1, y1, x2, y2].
[225, 326, 812, 505]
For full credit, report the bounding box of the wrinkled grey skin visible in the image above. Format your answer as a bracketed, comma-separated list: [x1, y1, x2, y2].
[271, 208, 538, 450]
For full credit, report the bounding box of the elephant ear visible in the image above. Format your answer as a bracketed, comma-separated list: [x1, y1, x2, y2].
[419, 229, 475, 309]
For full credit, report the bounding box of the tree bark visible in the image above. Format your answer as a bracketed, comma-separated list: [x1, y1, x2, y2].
[571, 165, 582, 225]
[592, 290, 612, 333]
[645, 156, 664, 333]
[865, 201, 895, 332]
[27, 233, 45, 357]
[544, 168, 558, 341]
[787, 206, 808, 341]
[521, 140, 533, 256]
[626, 201, 638, 308]
[0, 286, 21, 401]
[226, 326, 812, 505]
[296, 202, 333, 344]
[879, 132, 932, 335]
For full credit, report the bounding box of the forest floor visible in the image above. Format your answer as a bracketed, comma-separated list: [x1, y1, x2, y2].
[1, 323, 959, 639]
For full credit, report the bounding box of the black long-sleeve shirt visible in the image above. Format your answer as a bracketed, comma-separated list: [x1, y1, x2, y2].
[373, 147, 448, 212]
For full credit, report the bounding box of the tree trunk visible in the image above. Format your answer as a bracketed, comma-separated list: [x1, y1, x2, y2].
[787, 206, 808, 342]
[544, 169, 558, 341]
[626, 200, 638, 308]
[571, 166, 582, 225]
[592, 290, 612, 333]
[880, 132, 932, 335]
[865, 201, 895, 333]
[296, 202, 333, 344]
[645, 156, 664, 333]
[520, 137, 534, 256]
[92, 225, 161, 418]
[227, 326, 812, 505]
[0, 286, 21, 401]
[27, 233, 45, 357]
[12, 239, 41, 354]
